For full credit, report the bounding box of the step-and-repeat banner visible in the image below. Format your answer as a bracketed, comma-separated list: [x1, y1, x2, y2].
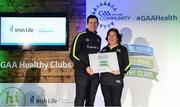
[0, 0, 180, 107]
[87, 0, 180, 107]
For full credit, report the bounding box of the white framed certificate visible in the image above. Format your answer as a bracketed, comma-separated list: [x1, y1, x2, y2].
[88, 52, 120, 73]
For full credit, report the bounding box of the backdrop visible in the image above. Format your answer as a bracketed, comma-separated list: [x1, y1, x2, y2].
[0, 0, 180, 107]
[87, 0, 180, 107]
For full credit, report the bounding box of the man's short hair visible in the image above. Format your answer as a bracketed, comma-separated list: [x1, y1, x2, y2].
[87, 15, 99, 24]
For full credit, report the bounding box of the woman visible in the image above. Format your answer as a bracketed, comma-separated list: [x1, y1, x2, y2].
[100, 28, 131, 106]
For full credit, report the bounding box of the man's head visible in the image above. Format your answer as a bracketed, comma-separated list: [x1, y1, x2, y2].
[87, 15, 99, 32]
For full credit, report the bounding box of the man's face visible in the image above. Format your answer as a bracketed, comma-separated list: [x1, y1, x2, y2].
[87, 18, 98, 32]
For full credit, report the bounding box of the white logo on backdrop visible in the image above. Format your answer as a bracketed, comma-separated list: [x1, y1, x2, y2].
[91, 1, 130, 28]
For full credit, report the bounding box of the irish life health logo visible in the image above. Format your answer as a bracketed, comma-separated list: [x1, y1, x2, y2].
[91, 1, 130, 28]
[0, 87, 26, 106]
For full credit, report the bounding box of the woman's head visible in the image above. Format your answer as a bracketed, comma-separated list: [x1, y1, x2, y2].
[106, 28, 122, 45]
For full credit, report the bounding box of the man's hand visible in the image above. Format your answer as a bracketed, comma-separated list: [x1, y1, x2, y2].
[86, 66, 94, 75]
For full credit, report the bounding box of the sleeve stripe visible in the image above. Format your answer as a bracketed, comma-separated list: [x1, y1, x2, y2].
[125, 62, 131, 71]
[72, 31, 86, 61]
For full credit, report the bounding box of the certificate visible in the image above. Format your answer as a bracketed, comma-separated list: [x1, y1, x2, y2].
[88, 52, 120, 73]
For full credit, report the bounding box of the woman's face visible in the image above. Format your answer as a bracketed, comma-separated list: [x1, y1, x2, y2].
[107, 31, 118, 45]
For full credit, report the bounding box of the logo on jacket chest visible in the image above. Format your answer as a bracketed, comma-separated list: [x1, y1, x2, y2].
[116, 80, 121, 84]
[116, 49, 121, 53]
[85, 37, 100, 50]
[85, 38, 100, 43]
[85, 38, 90, 42]
[87, 45, 99, 49]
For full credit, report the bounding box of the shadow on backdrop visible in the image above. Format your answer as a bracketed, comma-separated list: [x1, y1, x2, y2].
[20, 68, 47, 106]
[120, 27, 158, 107]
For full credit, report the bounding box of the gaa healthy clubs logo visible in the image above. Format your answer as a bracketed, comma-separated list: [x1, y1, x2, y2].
[0, 87, 26, 106]
[124, 44, 159, 81]
[91, 1, 130, 28]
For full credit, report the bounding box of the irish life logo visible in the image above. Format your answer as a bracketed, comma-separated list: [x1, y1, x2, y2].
[10, 25, 13, 32]
[91, 1, 130, 28]
[9, 25, 34, 33]
[0, 87, 26, 106]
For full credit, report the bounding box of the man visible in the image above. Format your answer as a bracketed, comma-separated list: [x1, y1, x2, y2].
[70, 15, 101, 106]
